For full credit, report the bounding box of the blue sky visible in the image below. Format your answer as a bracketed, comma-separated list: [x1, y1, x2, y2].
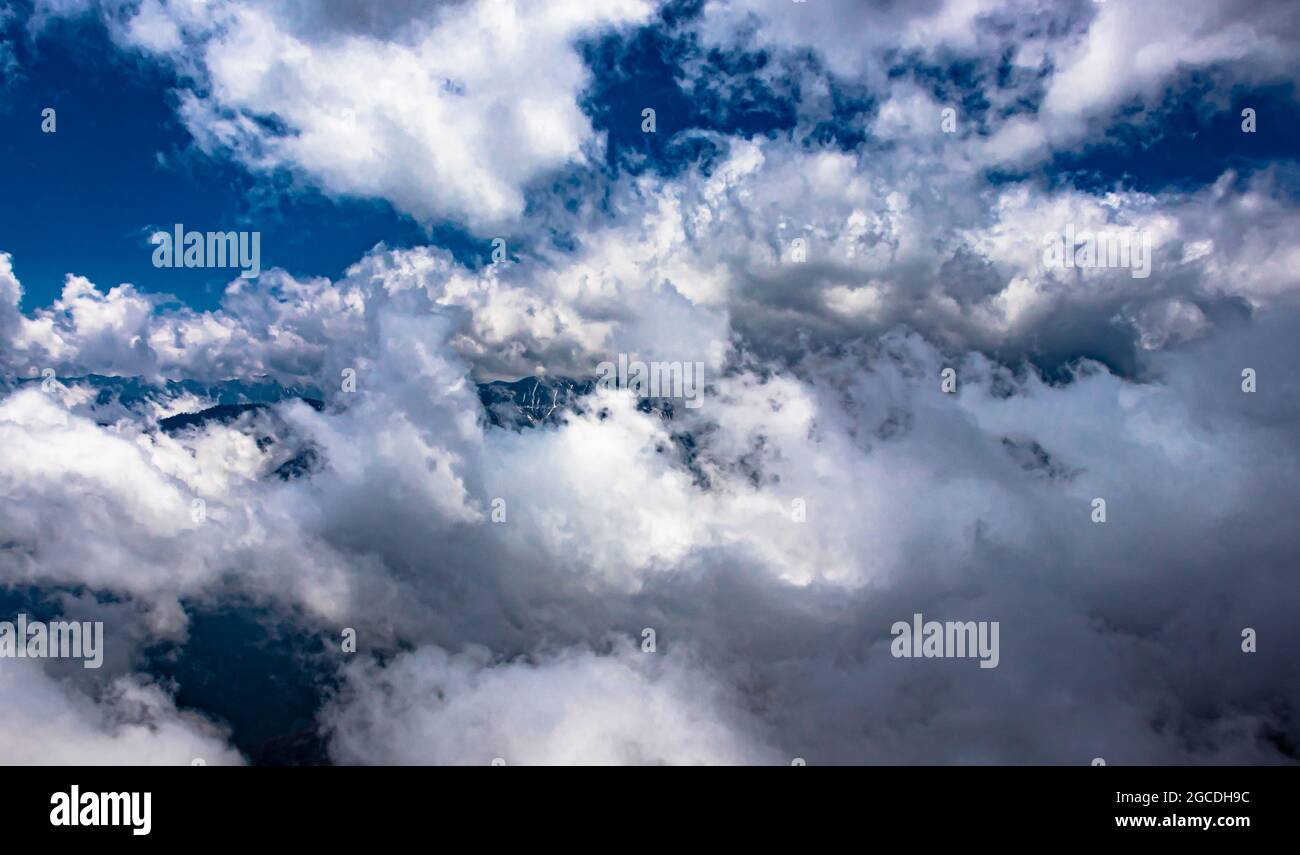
[1, 9, 435, 310]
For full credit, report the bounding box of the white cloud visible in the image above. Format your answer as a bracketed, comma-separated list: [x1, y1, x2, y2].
[697, 0, 998, 81]
[698, 0, 1300, 166]
[41, 0, 653, 228]
[0, 660, 243, 765]
[324, 643, 781, 765]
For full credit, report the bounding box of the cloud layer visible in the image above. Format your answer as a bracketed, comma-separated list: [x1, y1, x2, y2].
[3, 0, 1299, 764]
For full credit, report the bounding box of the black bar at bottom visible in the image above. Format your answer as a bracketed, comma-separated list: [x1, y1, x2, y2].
[4, 766, 1290, 842]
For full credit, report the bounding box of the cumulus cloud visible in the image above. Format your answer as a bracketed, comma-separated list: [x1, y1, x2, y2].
[1036, 0, 1300, 128]
[699, 0, 1300, 166]
[6, 279, 1299, 762]
[37, 0, 653, 228]
[696, 0, 1001, 81]
[0, 659, 243, 765]
[324, 643, 780, 765]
